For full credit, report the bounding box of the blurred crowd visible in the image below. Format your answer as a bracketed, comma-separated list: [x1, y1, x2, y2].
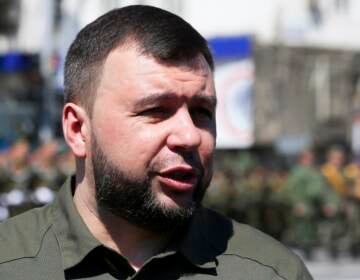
[1, 138, 360, 260]
[204, 147, 360, 260]
[0, 138, 74, 220]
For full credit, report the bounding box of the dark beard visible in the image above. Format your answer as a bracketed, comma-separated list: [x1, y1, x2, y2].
[91, 135, 206, 233]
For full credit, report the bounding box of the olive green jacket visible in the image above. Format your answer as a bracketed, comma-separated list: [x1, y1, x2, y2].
[0, 177, 312, 279]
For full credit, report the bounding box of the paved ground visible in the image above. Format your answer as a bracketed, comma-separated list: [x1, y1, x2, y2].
[295, 249, 360, 280]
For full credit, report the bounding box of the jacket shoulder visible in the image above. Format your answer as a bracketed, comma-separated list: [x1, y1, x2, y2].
[0, 205, 53, 263]
[201, 208, 311, 279]
[229, 221, 303, 264]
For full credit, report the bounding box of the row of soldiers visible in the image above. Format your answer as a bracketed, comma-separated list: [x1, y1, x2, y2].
[1, 138, 359, 259]
[0, 138, 74, 220]
[204, 147, 360, 260]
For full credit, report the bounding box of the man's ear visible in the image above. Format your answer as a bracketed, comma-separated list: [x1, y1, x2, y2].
[62, 103, 89, 157]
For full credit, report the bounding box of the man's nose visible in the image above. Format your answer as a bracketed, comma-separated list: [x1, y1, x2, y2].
[166, 109, 201, 151]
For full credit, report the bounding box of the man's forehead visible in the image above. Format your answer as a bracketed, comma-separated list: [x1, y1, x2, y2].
[158, 54, 212, 73]
[98, 45, 216, 105]
[108, 43, 212, 74]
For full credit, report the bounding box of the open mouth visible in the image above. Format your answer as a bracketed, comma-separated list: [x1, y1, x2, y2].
[165, 170, 195, 181]
[158, 167, 198, 191]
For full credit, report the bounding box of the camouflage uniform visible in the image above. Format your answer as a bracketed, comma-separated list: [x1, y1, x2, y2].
[284, 164, 328, 258]
[343, 162, 360, 257]
[320, 161, 348, 258]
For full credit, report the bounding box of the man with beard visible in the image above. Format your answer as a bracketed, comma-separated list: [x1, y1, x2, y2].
[0, 5, 312, 280]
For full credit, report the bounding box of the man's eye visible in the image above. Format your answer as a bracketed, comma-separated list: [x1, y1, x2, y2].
[140, 107, 170, 118]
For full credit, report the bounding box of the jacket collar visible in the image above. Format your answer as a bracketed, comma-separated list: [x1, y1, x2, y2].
[52, 177, 234, 271]
[52, 177, 101, 270]
[179, 206, 234, 269]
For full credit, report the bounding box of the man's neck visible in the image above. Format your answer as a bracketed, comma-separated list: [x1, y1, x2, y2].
[73, 179, 171, 270]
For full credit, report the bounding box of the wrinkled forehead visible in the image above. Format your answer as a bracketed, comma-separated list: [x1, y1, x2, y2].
[94, 44, 216, 110]
[111, 41, 213, 73]
[154, 53, 212, 74]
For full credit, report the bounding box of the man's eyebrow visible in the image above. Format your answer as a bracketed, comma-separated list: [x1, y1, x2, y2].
[133, 93, 175, 109]
[133, 92, 217, 109]
[192, 95, 217, 108]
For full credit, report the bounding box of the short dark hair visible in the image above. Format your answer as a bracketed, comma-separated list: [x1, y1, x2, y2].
[64, 5, 214, 112]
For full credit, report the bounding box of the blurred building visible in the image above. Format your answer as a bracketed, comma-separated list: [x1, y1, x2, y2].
[0, 0, 360, 153]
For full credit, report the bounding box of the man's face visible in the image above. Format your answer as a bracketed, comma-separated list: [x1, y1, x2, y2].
[89, 46, 216, 231]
